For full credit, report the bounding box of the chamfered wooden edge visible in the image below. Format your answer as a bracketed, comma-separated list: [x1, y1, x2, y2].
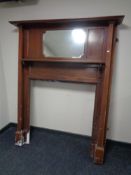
[9, 15, 124, 27]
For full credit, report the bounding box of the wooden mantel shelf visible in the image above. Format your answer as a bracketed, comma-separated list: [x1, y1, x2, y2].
[10, 15, 124, 165]
[22, 58, 105, 64]
[10, 15, 124, 27]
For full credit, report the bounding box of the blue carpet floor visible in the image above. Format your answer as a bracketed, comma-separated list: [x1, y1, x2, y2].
[0, 126, 131, 175]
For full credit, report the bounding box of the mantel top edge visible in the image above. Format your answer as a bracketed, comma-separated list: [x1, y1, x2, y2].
[9, 15, 124, 27]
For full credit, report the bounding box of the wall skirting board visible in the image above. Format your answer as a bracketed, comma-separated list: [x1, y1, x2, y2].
[0, 122, 131, 148]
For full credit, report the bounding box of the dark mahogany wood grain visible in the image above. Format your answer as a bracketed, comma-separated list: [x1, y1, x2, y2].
[10, 16, 124, 164]
[93, 23, 115, 164]
[22, 58, 106, 64]
[10, 15, 124, 27]
[29, 63, 101, 84]
[22, 26, 108, 63]
[85, 28, 107, 62]
[16, 27, 24, 131]
[23, 29, 43, 59]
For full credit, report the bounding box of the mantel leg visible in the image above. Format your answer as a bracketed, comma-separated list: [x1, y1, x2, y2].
[91, 75, 111, 164]
[90, 82, 102, 160]
[91, 23, 115, 164]
[15, 27, 31, 146]
[15, 64, 30, 146]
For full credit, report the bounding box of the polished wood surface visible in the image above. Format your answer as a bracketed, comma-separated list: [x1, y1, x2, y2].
[29, 63, 101, 84]
[22, 27, 108, 63]
[85, 27, 107, 63]
[10, 15, 124, 164]
[10, 15, 124, 27]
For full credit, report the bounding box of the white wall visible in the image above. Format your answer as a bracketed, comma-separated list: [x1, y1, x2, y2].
[30, 81, 95, 136]
[0, 0, 131, 143]
[0, 43, 9, 129]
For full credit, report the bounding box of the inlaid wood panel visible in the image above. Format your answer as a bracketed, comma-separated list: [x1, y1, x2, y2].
[29, 63, 102, 83]
[23, 29, 43, 59]
[85, 28, 107, 62]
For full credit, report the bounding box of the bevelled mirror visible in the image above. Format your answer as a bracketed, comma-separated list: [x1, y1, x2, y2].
[43, 28, 88, 59]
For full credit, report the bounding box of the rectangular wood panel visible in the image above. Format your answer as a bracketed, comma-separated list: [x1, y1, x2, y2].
[29, 63, 101, 83]
[23, 28, 43, 59]
[85, 28, 107, 62]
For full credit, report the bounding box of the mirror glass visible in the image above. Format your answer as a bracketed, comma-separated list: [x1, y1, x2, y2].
[43, 28, 87, 58]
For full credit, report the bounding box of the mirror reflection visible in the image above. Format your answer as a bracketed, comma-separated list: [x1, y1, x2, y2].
[43, 29, 87, 58]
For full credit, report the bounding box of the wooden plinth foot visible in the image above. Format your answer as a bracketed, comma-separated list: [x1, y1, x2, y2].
[15, 130, 30, 146]
[93, 145, 105, 164]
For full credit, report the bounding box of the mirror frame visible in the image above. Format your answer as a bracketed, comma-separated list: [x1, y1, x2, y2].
[42, 28, 87, 59]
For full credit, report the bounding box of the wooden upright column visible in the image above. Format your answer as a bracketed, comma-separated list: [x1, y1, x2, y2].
[15, 27, 30, 145]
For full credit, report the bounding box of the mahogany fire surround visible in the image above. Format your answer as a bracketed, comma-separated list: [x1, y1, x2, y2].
[10, 15, 124, 164]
